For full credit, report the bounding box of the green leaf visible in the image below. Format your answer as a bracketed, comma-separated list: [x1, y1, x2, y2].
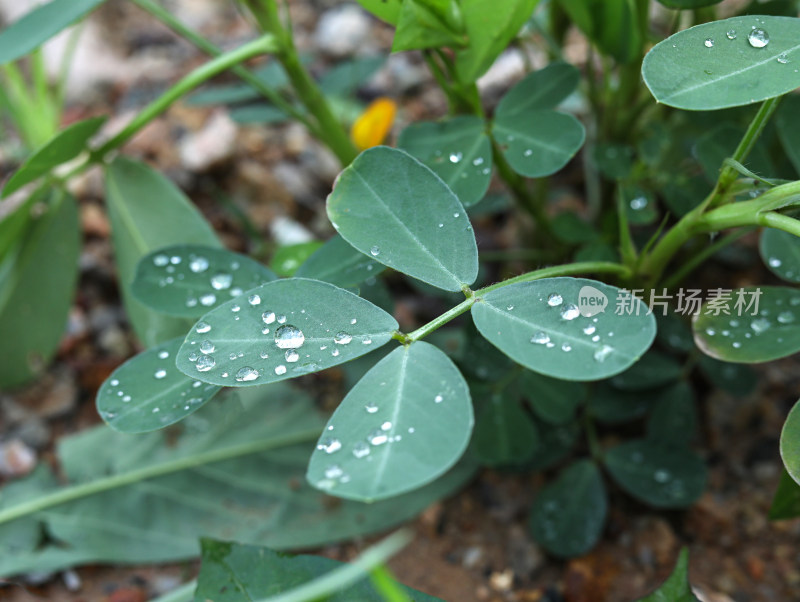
[529, 460, 607, 558]
[0, 0, 107, 65]
[609, 350, 683, 391]
[692, 286, 800, 363]
[96, 338, 221, 433]
[769, 469, 800, 520]
[397, 116, 492, 208]
[307, 341, 473, 501]
[131, 244, 277, 318]
[230, 104, 291, 125]
[638, 548, 700, 602]
[0, 192, 79, 388]
[592, 143, 635, 179]
[558, 0, 642, 64]
[454, 0, 539, 82]
[2, 117, 106, 198]
[520, 370, 586, 425]
[327, 146, 478, 291]
[356, 0, 403, 25]
[697, 355, 757, 397]
[528, 419, 580, 471]
[295, 235, 384, 287]
[642, 16, 800, 110]
[694, 123, 772, 183]
[392, 0, 466, 53]
[604, 439, 707, 508]
[781, 398, 800, 485]
[495, 62, 580, 118]
[645, 382, 698, 447]
[760, 227, 800, 283]
[589, 383, 655, 424]
[270, 241, 323, 277]
[176, 278, 399, 387]
[186, 62, 289, 106]
[552, 213, 600, 245]
[195, 536, 440, 602]
[319, 56, 386, 98]
[472, 389, 539, 466]
[775, 95, 800, 174]
[0, 385, 476, 576]
[657, 0, 722, 8]
[471, 278, 657, 381]
[492, 110, 585, 178]
[105, 157, 221, 346]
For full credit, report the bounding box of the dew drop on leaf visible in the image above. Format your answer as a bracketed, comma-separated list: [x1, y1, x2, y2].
[726, 29, 737, 40]
[189, 256, 209, 273]
[704, 38, 714, 48]
[317, 438, 342, 454]
[274, 324, 305, 349]
[547, 293, 563, 307]
[748, 27, 769, 48]
[274, 365, 287, 375]
[153, 254, 169, 267]
[353, 442, 370, 458]
[248, 294, 261, 306]
[334, 332, 353, 345]
[593, 345, 613, 362]
[370, 246, 380, 256]
[154, 369, 167, 379]
[365, 402, 378, 413]
[196, 355, 216, 372]
[561, 304, 580, 320]
[285, 349, 299, 362]
[531, 331, 551, 345]
[195, 321, 211, 334]
[210, 272, 232, 290]
[235, 366, 259, 382]
[750, 317, 771, 334]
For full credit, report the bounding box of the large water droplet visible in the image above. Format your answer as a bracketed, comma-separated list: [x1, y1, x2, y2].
[196, 355, 216, 372]
[248, 294, 261, 306]
[561, 304, 580, 320]
[531, 331, 551, 345]
[200, 340, 215, 354]
[235, 366, 259, 382]
[195, 321, 212, 334]
[704, 38, 714, 48]
[748, 27, 769, 48]
[334, 332, 352, 345]
[189, 256, 209, 273]
[750, 317, 771, 334]
[317, 437, 342, 454]
[210, 273, 233, 290]
[547, 293, 563, 307]
[274, 324, 305, 349]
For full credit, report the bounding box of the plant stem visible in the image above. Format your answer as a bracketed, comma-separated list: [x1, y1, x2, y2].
[0, 427, 321, 527]
[582, 408, 601, 460]
[93, 34, 279, 159]
[661, 228, 754, 289]
[758, 212, 800, 237]
[404, 261, 631, 342]
[130, 0, 317, 136]
[242, 0, 358, 165]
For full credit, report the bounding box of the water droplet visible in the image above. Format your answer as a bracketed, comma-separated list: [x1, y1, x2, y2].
[547, 293, 563, 307]
[152, 407, 160, 413]
[777, 311, 795, 324]
[506, 305, 514, 311]
[561, 304, 580, 320]
[331, 348, 340, 357]
[777, 53, 789, 64]
[153, 254, 169, 267]
[110, 379, 119, 386]
[199, 340, 215, 354]
[654, 469, 670, 483]
[334, 332, 352, 345]
[583, 325, 596, 335]
[381, 421, 392, 431]
[562, 343, 572, 352]
[200, 293, 216, 306]
[231, 304, 241, 313]
[195, 322, 212, 334]
[705, 328, 716, 336]
[370, 246, 380, 256]
[523, 149, 533, 157]
[769, 257, 782, 268]
[324, 464, 344, 479]
[434, 394, 443, 403]
[726, 29, 737, 40]
[262, 311, 276, 324]
[285, 349, 299, 362]
[733, 341, 742, 348]
[317, 437, 342, 454]
[352, 442, 370, 458]
[248, 294, 261, 305]
[274, 365, 287, 375]
[593, 345, 613, 362]
[123, 395, 131, 402]
[454, 212, 460, 218]
[362, 338, 372, 345]
[630, 196, 648, 210]
[531, 331, 551, 345]
[188, 352, 198, 362]
[196, 355, 216, 372]
[158, 350, 169, 360]
[748, 27, 769, 48]
[366, 402, 378, 413]
[277, 315, 286, 324]
[704, 38, 714, 48]
[750, 317, 771, 334]
[210, 273, 232, 290]
[274, 324, 305, 349]
[350, 318, 357, 325]
[369, 430, 388, 445]
[189, 256, 209, 273]
[449, 152, 462, 163]
[472, 157, 484, 166]
[154, 369, 167, 379]
[235, 366, 259, 382]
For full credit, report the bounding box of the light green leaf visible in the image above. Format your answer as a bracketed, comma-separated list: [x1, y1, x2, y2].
[194, 536, 440, 602]
[692, 286, 800, 362]
[638, 548, 700, 602]
[0, 0, 107, 65]
[781, 398, 800, 485]
[176, 278, 398, 387]
[645, 382, 698, 447]
[693, 123, 772, 183]
[520, 370, 586, 425]
[642, 16, 800, 110]
[609, 350, 683, 391]
[454, 0, 539, 82]
[657, 0, 722, 8]
[356, 0, 403, 25]
[776, 95, 800, 174]
[2, 117, 106, 198]
[96, 338, 221, 433]
[558, 0, 642, 64]
[131, 244, 277, 318]
[769, 469, 800, 520]
[0, 192, 79, 388]
[604, 439, 707, 508]
[492, 111, 585, 178]
[760, 228, 800, 283]
[327, 146, 478, 291]
[495, 62, 580, 118]
[295, 235, 384, 287]
[307, 341, 473, 501]
[392, 0, 466, 53]
[270, 241, 324, 277]
[397, 116, 492, 208]
[471, 278, 656, 381]
[319, 55, 386, 97]
[471, 389, 539, 466]
[105, 157, 221, 346]
[529, 460, 607, 558]
[0, 385, 476, 576]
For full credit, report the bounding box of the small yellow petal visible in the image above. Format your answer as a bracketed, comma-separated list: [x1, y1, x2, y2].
[350, 97, 397, 150]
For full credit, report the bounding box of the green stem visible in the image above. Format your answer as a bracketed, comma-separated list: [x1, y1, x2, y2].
[404, 261, 631, 343]
[243, 0, 358, 165]
[130, 0, 317, 136]
[0, 428, 321, 527]
[93, 34, 279, 159]
[758, 211, 800, 238]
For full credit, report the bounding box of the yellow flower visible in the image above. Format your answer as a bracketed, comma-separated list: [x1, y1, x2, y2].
[350, 97, 397, 150]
